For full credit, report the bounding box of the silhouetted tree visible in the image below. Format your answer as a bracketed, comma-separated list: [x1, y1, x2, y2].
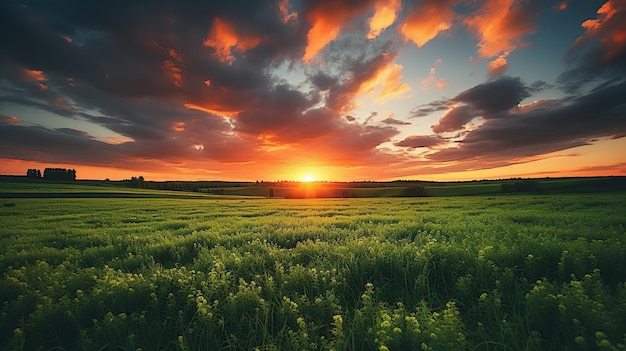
[26, 169, 42, 178]
[128, 176, 146, 188]
[43, 168, 76, 181]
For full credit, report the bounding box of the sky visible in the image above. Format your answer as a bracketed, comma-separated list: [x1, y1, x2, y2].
[1, 0, 625, 181]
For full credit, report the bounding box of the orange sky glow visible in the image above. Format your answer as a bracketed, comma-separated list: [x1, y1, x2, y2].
[0, 0, 624, 182]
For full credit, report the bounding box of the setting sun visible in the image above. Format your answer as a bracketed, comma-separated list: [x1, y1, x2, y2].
[303, 174, 315, 182]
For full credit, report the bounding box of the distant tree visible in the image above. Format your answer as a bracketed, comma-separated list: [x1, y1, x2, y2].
[26, 169, 42, 178]
[128, 176, 145, 188]
[269, 188, 275, 198]
[43, 168, 76, 181]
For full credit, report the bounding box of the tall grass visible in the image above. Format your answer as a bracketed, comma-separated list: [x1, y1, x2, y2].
[1, 194, 625, 350]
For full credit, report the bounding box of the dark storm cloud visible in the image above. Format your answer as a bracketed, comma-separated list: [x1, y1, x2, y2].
[453, 76, 530, 116]
[427, 81, 626, 162]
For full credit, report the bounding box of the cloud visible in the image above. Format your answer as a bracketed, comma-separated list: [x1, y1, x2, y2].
[558, 0, 626, 92]
[1, 115, 22, 124]
[465, 0, 539, 59]
[302, 0, 373, 62]
[21, 69, 47, 82]
[278, 0, 298, 23]
[0, 124, 121, 166]
[399, 0, 457, 47]
[204, 17, 262, 62]
[453, 76, 530, 116]
[398, 73, 625, 175]
[409, 100, 454, 119]
[380, 117, 411, 125]
[371, 62, 411, 102]
[162, 58, 183, 88]
[487, 51, 509, 78]
[427, 80, 626, 163]
[568, 162, 626, 174]
[431, 105, 477, 133]
[323, 51, 408, 113]
[555, 2, 568, 12]
[367, 0, 401, 39]
[395, 135, 445, 148]
[421, 59, 448, 91]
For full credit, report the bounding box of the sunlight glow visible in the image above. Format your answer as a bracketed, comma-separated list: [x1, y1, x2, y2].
[303, 174, 316, 182]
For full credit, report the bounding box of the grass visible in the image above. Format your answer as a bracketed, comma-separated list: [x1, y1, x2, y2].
[1, 189, 625, 350]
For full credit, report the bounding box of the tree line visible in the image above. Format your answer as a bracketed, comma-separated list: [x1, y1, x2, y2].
[26, 168, 76, 181]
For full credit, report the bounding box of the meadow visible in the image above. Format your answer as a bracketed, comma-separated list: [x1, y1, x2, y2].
[1, 192, 625, 350]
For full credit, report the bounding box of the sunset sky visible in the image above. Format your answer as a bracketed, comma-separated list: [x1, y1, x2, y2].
[1, 0, 625, 181]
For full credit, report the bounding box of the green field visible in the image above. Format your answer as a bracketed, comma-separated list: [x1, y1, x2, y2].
[1, 190, 626, 350]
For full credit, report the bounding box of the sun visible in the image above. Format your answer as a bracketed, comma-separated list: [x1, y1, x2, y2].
[303, 174, 316, 182]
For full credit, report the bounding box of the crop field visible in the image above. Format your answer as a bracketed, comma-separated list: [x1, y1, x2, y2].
[1, 193, 626, 350]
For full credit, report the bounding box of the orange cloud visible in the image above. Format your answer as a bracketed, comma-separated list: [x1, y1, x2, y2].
[278, 0, 297, 23]
[376, 63, 411, 102]
[399, 0, 456, 47]
[421, 59, 448, 91]
[204, 18, 262, 62]
[172, 121, 185, 132]
[356, 55, 410, 103]
[577, 0, 626, 62]
[104, 136, 133, 145]
[168, 48, 183, 62]
[303, 2, 370, 63]
[487, 51, 509, 77]
[580, 1, 619, 33]
[184, 103, 240, 118]
[367, 0, 401, 39]
[2, 115, 21, 124]
[162, 59, 183, 87]
[22, 69, 46, 81]
[465, 0, 537, 58]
